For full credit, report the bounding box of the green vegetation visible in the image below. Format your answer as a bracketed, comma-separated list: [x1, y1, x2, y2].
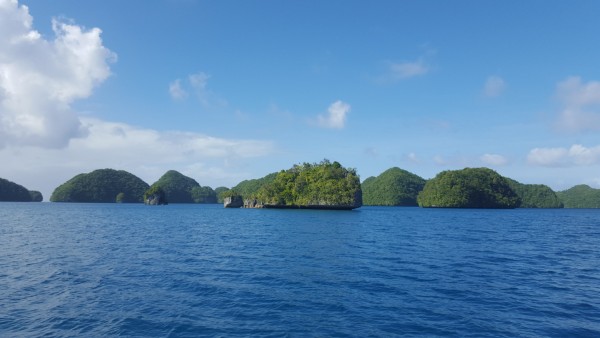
[231, 173, 277, 199]
[148, 170, 217, 204]
[362, 167, 426, 206]
[253, 160, 362, 208]
[144, 185, 167, 205]
[417, 168, 520, 209]
[0, 178, 40, 202]
[214, 186, 230, 203]
[557, 185, 600, 208]
[505, 178, 563, 208]
[191, 186, 217, 203]
[50, 169, 149, 203]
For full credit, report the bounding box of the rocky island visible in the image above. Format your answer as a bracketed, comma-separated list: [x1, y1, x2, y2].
[224, 160, 362, 210]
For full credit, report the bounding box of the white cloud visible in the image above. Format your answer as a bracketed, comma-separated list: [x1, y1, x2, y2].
[555, 77, 600, 132]
[0, 0, 115, 148]
[317, 100, 350, 129]
[0, 117, 275, 200]
[527, 144, 600, 167]
[169, 79, 187, 99]
[169, 71, 226, 108]
[480, 153, 508, 166]
[388, 59, 429, 80]
[483, 76, 506, 98]
[407, 152, 420, 164]
[189, 72, 210, 90]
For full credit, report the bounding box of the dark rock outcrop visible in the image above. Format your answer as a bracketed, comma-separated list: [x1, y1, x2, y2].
[224, 196, 243, 208]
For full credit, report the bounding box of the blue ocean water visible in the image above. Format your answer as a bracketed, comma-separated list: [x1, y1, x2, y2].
[1, 203, 600, 337]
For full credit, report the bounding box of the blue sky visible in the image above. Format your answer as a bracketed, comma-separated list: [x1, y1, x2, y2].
[2, 0, 600, 200]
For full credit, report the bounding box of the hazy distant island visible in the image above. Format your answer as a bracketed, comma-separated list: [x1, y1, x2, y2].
[0, 178, 43, 202]
[223, 160, 362, 210]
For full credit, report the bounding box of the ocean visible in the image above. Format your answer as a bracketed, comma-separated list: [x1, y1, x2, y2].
[1, 203, 599, 337]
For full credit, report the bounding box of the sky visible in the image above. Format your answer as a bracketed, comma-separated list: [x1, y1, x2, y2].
[2, 0, 600, 200]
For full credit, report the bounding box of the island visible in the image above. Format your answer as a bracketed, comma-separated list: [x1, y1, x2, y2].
[556, 185, 600, 208]
[361, 167, 426, 206]
[505, 178, 563, 208]
[417, 167, 520, 209]
[224, 160, 362, 210]
[0, 178, 43, 202]
[50, 169, 149, 203]
[146, 170, 217, 204]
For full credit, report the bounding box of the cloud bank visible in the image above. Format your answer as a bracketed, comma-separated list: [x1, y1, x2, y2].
[528, 144, 600, 167]
[0, 0, 116, 148]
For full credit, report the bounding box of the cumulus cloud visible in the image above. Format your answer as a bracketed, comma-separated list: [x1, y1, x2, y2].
[317, 100, 350, 129]
[555, 77, 600, 132]
[483, 76, 506, 98]
[527, 144, 600, 167]
[0, 0, 115, 148]
[480, 153, 508, 166]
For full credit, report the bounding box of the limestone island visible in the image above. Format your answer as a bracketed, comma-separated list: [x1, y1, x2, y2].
[224, 160, 362, 210]
[0, 178, 43, 202]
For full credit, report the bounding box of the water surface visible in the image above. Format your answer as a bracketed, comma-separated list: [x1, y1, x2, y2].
[1, 203, 599, 337]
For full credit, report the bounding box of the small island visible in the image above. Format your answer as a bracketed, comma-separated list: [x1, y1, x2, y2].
[417, 167, 520, 209]
[362, 167, 426, 206]
[50, 169, 149, 203]
[224, 160, 362, 210]
[145, 170, 217, 204]
[0, 178, 43, 202]
[557, 185, 600, 208]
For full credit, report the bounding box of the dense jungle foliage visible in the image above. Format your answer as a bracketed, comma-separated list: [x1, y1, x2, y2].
[417, 168, 520, 208]
[361, 167, 426, 206]
[50, 169, 149, 203]
[0, 178, 40, 202]
[505, 178, 563, 208]
[228, 173, 278, 200]
[557, 185, 600, 208]
[148, 170, 217, 203]
[214, 186, 230, 203]
[254, 160, 362, 207]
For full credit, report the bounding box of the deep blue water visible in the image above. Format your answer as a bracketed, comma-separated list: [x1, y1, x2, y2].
[1, 203, 600, 337]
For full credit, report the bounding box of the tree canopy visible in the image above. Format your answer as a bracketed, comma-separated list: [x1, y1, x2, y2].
[253, 160, 362, 209]
[505, 178, 563, 208]
[417, 167, 520, 209]
[362, 167, 426, 206]
[50, 169, 149, 203]
[557, 185, 600, 208]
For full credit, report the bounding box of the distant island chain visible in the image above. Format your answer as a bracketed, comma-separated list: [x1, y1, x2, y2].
[1, 160, 599, 209]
